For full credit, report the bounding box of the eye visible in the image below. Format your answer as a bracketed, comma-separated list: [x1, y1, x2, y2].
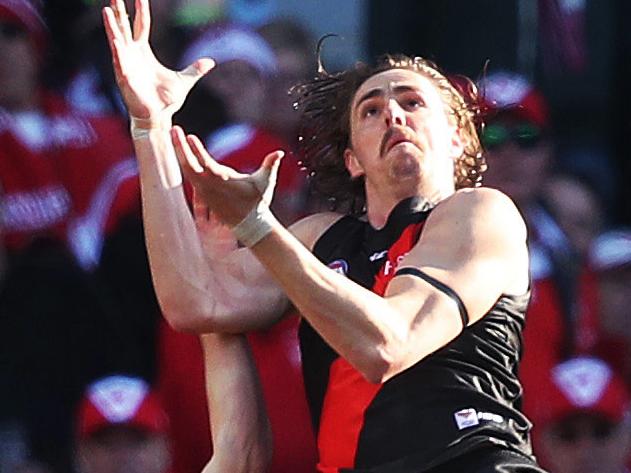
[361, 104, 380, 118]
[365, 107, 378, 117]
[404, 97, 424, 110]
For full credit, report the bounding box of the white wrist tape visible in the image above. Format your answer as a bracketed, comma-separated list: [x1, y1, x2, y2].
[129, 116, 166, 140]
[231, 204, 276, 247]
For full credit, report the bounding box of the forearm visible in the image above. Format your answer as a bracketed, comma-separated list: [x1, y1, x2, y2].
[133, 129, 219, 330]
[251, 223, 405, 383]
[200, 333, 272, 473]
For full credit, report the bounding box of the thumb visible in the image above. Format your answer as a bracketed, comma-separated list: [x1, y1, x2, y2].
[252, 150, 285, 203]
[261, 150, 284, 173]
[179, 57, 215, 88]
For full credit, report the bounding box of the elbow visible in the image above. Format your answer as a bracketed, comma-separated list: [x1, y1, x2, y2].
[357, 342, 404, 384]
[159, 295, 217, 333]
[356, 311, 414, 383]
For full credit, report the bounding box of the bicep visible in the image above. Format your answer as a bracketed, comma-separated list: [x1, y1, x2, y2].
[380, 191, 528, 372]
[396, 189, 528, 327]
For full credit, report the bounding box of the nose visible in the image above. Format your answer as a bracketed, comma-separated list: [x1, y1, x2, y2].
[385, 98, 405, 127]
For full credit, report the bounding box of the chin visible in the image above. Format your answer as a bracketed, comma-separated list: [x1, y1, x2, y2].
[388, 152, 422, 181]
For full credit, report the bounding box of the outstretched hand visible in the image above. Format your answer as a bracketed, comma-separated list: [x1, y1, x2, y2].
[171, 126, 284, 227]
[102, 0, 214, 125]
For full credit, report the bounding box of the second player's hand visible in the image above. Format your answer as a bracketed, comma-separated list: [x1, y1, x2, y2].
[102, 0, 214, 125]
[192, 188, 239, 260]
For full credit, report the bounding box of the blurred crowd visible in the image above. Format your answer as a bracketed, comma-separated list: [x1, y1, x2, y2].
[0, 1, 630, 473]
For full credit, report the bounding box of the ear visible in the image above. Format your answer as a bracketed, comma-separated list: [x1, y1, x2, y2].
[449, 127, 465, 160]
[344, 148, 364, 178]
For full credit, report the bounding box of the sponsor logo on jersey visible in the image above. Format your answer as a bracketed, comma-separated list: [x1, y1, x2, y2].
[382, 253, 409, 276]
[328, 259, 349, 275]
[454, 408, 505, 430]
[454, 408, 479, 430]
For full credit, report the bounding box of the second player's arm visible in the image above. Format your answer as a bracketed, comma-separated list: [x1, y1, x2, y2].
[199, 333, 272, 473]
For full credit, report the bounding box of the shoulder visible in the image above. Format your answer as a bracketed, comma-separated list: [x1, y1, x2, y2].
[288, 212, 346, 250]
[428, 187, 527, 242]
[409, 188, 529, 296]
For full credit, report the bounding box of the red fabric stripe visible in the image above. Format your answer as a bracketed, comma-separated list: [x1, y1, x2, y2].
[373, 222, 425, 296]
[317, 221, 426, 471]
[317, 358, 382, 471]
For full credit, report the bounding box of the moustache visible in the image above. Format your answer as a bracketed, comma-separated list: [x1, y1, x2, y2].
[379, 126, 421, 157]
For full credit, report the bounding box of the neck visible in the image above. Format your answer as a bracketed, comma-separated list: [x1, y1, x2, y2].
[365, 181, 453, 229]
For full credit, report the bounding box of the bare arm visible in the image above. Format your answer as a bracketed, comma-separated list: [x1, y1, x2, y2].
[172, 135, 529, 384]
[199, 334, 272, 473]
[251, 189, 528, 382]
[102, 0, 291, 333]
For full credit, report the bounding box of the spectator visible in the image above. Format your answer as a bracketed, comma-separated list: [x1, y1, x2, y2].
[0, 1, 157, 470]
[534, 357, 631, 473]
[479, 71, 604, 421]
[257, 18, 315, 147]
[74, 375, 171, 473]
[590, 229, 631, 381]
[256, 18, 328, 211]
[0, 0, 140, 269]
[544, 172, 605, 258]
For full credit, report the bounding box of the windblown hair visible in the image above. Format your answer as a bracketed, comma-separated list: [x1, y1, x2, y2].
[291, 53, 486, 214]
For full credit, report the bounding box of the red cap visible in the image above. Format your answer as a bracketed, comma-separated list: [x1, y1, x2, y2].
[76, 375, 169, 439]
[480, 71, 550, 129]
[536, 357, 630, 428]
[0, 0, 47, 57]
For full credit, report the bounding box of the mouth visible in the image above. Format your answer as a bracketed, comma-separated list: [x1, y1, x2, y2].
[380, 127, 419, 157]
[388, 138, 411, 151]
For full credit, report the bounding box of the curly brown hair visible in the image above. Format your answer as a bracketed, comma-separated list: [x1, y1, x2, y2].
[291, 54, 486, 214]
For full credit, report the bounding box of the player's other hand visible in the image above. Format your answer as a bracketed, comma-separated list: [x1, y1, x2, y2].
[102, 0, 214, 126]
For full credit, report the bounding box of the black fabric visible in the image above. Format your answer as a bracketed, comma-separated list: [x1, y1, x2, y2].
[343, 447, 548, 473]
[425, 447, 548, 473]
[394, 266, 470, 327]
[301, 197, 539, 472]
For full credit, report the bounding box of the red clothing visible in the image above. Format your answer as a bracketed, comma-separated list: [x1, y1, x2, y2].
[156, 320, 211, 473]
[0, 93, 139, 268]
[157, 315, 318, 473]
[521, 268, 602, 422]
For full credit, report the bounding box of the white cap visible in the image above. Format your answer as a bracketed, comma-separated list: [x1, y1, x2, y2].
[180, 24, 278, 76]
[589, 229, 631, 271]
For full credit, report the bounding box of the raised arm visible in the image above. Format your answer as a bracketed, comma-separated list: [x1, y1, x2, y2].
[199, 333, 272, 473]
[172, 133, 530, 384]
[102, 0, 288, 333]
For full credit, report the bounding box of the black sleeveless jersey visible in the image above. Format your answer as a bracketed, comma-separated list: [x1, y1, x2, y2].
[299, 197, 535, 473]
